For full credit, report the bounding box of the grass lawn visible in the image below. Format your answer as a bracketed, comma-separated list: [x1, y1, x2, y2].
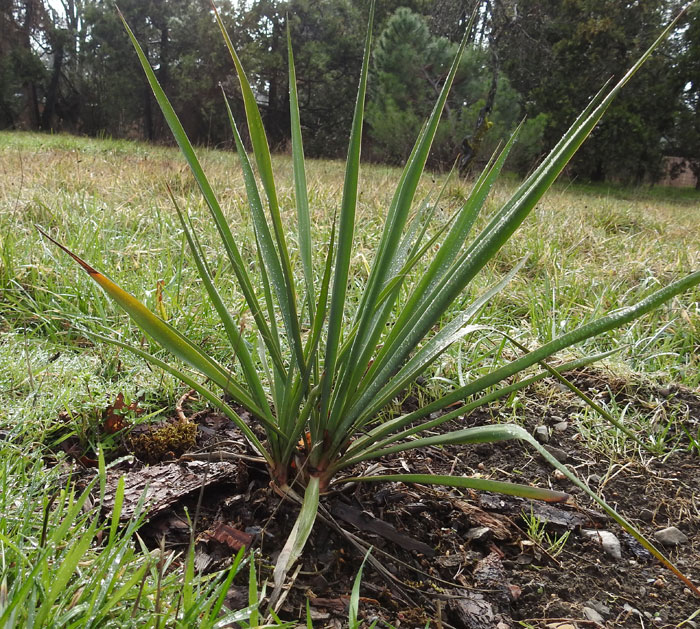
[1, 131, 699, 626]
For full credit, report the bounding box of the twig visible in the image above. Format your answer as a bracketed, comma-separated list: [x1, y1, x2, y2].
[175, 388, 197, 423]
[179, 450, 266, 464]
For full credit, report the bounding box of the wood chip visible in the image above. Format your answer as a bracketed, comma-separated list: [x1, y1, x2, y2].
[102, 460, 241, 520]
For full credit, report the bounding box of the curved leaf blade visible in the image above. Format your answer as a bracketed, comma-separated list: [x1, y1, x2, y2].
[118, 10, 279, 364]
[347, 472, 568, 503]
[271, 477, 320, 602]
[214, 5, 306, 375]
[38, 228, 264, 417]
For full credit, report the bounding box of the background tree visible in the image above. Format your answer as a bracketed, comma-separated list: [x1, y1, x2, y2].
[233, 0, 367, 156]
[667, 3, 700, 188]
[366, 6, 545, 170]
[0, 0, 49, 129]
[0, 0, 697, 184]
[493, 0, 686, 182]
[79, 0, 236, 143]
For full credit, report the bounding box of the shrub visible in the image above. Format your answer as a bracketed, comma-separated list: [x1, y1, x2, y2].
[40, 1, 699, 601]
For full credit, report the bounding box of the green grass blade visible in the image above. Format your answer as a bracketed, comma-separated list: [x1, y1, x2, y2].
[34, 518, 97, 626]
[306, 600, 314, 629]
[182, 542, 195, 613]
[287, 23, 314, 315]
[248, 556, 259, 628]
[349, 548, 372, 629]
[108, 475, 125, 544]
[119, 11, 279, 364]
[207, 548, 245, 626]
[94, 562, 149, 620]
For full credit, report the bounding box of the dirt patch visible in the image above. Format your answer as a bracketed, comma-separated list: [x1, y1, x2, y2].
[91, 370, 700, 627]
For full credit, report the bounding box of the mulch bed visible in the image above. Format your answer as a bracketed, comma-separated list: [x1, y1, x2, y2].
[90, 369, 700, 627]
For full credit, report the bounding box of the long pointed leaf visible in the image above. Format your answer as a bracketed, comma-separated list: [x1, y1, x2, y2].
[225, 109, 296, 377]
[339, 350, 621, 466]
[340, 258, 528, 443]
[348, 12, 688, 417]
[349, 473, 568, 503]
[168, 189, 274, 422]
[118, 11, 280, 364]
[362, 124, 522, 392]
[288, 23, 314, 315]
[352, 269, 700, 448]
[328, 12, 477, 432]
[37, 228, 265, 416]
[214, 5, 306, 375]
[348, 424, 700, 597]
[271, 477, 320, 600]
[87, 330, 276, 456]
[318, 1, 374, 436]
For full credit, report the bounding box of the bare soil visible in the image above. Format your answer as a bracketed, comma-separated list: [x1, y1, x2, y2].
[92, 369, 700, 628]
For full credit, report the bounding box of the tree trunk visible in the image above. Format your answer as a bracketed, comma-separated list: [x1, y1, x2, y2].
[20, 0, 41, 129]
[41, 37, 64, 130]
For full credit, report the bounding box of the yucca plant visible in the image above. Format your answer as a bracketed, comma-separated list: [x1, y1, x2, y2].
[39, 1, 700, 601]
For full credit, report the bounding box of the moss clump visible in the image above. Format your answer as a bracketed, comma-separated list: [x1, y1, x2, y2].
[128, 420, 197, 463]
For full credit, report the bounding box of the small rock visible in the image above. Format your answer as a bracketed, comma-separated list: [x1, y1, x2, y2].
[583, 606, 605, 625]
[582, 529, 622, 560]
[534, 425, 550, 443]
[553, 470, 566, 481]
[553, 421, 569, 432]
[588, 474, 602, 485]
[546, 624, 577, 629]
[639, 508, 654, 522]
[623, 603, 641, 616]
[654, 526, 688, 546]
[544, 445, 569, 463]
[586, 599, 611, 618]
[657, 386, 673, 397]
[465, 526, 492, 542]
